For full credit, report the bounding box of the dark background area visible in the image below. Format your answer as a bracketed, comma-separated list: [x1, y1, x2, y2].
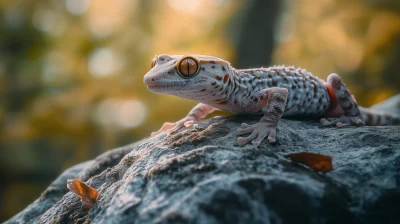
[1, 0, 399, 221]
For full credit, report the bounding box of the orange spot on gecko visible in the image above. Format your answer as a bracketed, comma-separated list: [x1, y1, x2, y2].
[223, 74, 229, 83]
[325, 84, 338, 113]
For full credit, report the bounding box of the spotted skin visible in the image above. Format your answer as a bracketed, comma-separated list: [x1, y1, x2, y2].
[144, 54, 399, 147]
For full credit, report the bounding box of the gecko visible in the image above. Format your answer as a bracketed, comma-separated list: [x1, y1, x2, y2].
[143, 54, 399, 147]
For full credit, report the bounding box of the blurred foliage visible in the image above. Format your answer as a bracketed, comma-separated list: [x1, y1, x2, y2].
[274, 0, 400, 104]
[0, 0, 399, 221]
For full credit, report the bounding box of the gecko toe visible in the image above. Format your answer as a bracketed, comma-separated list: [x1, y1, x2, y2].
[166, 124, 183, 135]
[267, 130, 276, 143]
[252, 140, 261, 148]
[237, 131, 258, 146]
[237, 125, 257, 135]
[152, 122, 175, 137]
[322, 115, 365, 127]
[320, 118, 331, 126]
[240, 123, 251, 128]
[184, 120, 195, 127]
[237, 137, 247, 147]
[251, 132, 267, 147]
[237, 123, 277, 147]
[267, 137, 276, 143]
[354, 117, 365, 125]
[151, 132, 162, 137]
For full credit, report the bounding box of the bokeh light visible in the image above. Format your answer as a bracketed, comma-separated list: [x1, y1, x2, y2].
[88, 48, 123, 78]
[65, 0, 90, 16]
[94, 99, 147, 128]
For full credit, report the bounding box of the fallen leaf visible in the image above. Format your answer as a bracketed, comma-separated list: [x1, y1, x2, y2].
[67, 179, 98, 208]
[287, 152, 333, 173]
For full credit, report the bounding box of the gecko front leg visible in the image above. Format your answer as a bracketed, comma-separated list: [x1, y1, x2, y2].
[237, 87, 289, 147]
[151, 103, 217, 137]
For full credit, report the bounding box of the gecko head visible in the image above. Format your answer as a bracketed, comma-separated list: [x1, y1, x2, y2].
[144, 54, 233, 98]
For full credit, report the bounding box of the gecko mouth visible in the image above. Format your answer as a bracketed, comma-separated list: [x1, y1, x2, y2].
[147, 84, 186, 88]
[146, 83, 188, 93]
[146, 81, 188, 89]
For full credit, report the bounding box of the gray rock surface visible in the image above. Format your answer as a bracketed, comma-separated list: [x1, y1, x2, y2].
[6, 95, 400, 224]
[371, 94, 400, 115]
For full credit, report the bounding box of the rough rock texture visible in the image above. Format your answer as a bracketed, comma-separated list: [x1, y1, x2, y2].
[6, 95, 400, 224]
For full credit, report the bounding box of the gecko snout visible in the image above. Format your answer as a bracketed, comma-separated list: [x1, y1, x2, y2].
[143, 74, 156, 87]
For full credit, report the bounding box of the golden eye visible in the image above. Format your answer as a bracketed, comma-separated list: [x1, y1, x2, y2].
[177, 57, 199, 77]
[151, 58, 157, 68]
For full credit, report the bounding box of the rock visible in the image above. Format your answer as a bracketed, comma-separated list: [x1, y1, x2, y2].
[370, 94, 400, 115]
[6, 96, 400, 224]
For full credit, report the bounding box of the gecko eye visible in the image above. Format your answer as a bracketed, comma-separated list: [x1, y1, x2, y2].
[177, 57, 199, 78]
[151, 58, 157, 68]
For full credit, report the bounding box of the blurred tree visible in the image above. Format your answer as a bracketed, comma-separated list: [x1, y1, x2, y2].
[0, 2, 49, 221]
[229, 0, 281, 68]
[273, 0, 400, 106]
[0, 0, 237, 221]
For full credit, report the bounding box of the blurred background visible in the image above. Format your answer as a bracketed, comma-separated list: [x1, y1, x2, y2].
[1, 0, 399, 221]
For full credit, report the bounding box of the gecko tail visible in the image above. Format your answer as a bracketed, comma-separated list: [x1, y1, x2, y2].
[360, 107, 400, 126]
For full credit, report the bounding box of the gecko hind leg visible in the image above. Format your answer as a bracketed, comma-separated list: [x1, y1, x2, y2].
[320, 73, 364, 127]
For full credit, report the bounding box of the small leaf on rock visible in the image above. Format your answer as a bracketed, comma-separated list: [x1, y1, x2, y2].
[67, 179, 98, 208]
[287, 152, 333, 173]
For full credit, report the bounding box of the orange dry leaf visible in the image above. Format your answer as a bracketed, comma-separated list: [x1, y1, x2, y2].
[67, 179, 98, 208]
[287, 152, 333, 173]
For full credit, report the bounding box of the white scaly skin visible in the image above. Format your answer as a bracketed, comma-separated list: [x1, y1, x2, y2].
[144, 54, 398, 147]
